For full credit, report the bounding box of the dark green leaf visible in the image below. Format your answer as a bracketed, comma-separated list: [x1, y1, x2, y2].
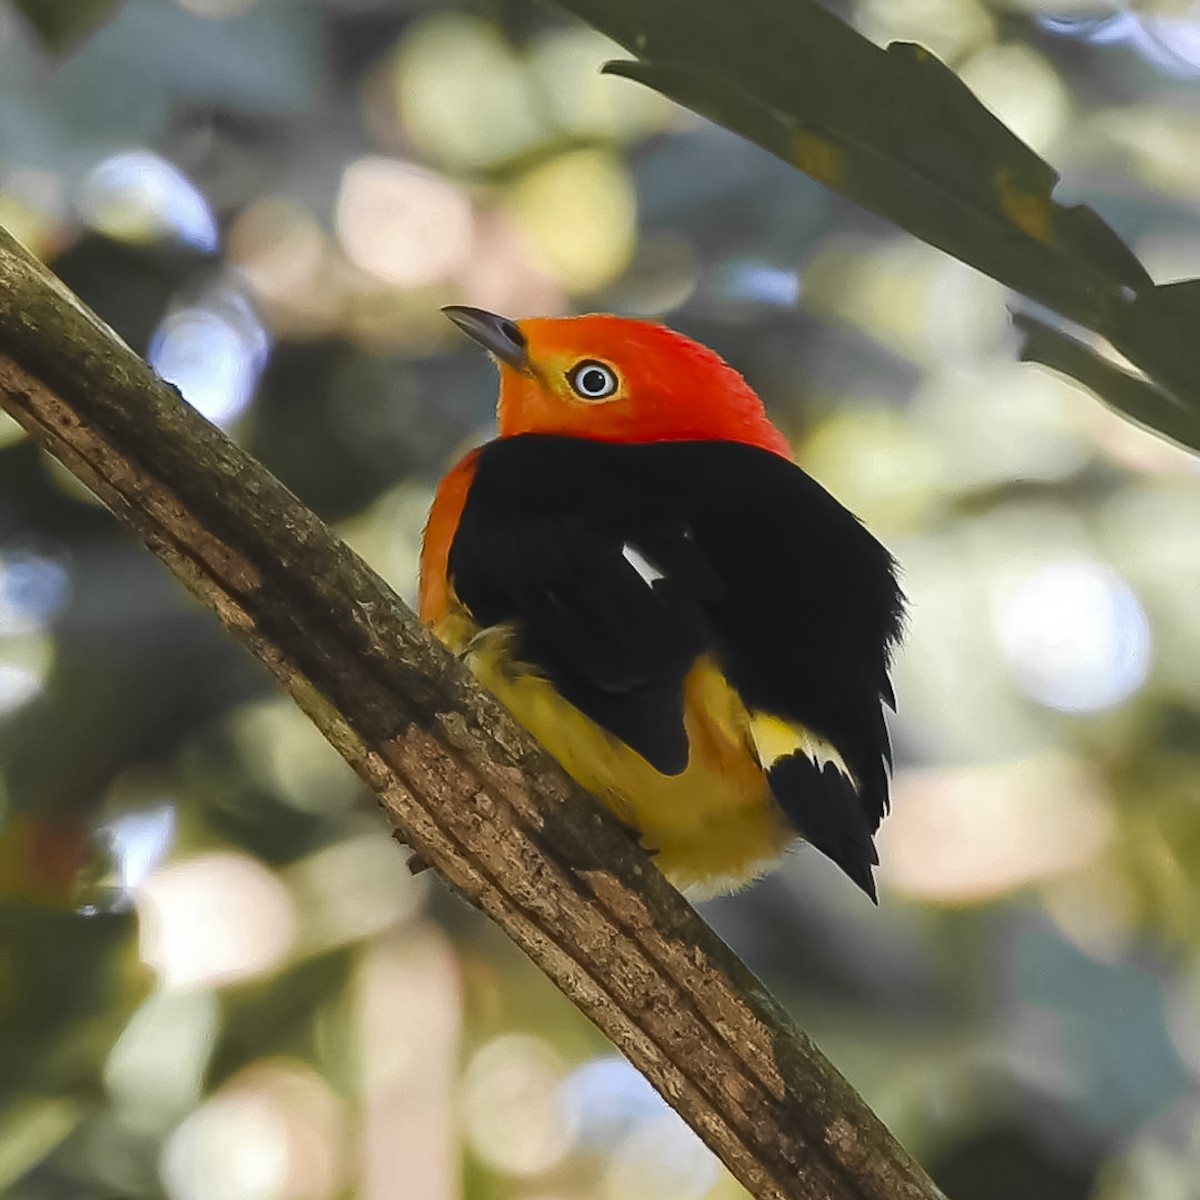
[12, 0, 125, 52]
[557, 0, 1200, 451]
[0, 903, 142, 1106]
[1016, 314, 1200, 455]
[206, 949, 356, 1093]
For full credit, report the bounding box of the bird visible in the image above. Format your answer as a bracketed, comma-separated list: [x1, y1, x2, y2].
[420, 307, 905, 901]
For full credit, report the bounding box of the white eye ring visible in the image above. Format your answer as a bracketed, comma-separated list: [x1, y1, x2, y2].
[567, 360, 619, 400]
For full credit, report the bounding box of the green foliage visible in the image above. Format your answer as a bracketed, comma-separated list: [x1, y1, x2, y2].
[554, 0, 1200, 451]
[1016, 315, 1200, 455]
[0, 902, 142, 1106]
[11, 0, 125, 51]
[206, 949, 357, 1094]
[27, 0, 1200, 449]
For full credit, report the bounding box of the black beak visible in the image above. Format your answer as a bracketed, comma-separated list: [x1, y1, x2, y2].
[442, 306, 529, 372]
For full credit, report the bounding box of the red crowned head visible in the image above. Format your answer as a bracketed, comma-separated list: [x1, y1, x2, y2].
[443, 307, 792, 459]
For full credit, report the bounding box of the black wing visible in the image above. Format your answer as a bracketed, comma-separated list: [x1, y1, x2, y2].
[449, 435, 904, 867]
[449, 499, 713, 773]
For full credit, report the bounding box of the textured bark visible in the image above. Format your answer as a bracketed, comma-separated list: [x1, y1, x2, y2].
[0, 225, 946, 1200]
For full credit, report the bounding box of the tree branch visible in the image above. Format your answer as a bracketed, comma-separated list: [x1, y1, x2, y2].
[0, 225, 945, 1200]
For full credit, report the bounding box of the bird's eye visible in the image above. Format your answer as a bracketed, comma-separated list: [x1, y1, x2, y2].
[567, 360, 619, 400]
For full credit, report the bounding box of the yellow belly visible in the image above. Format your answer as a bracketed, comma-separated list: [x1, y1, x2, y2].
[436, 615, 796, 898]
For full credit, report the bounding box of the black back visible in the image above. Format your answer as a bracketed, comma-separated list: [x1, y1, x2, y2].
[448, 435, 904, 888]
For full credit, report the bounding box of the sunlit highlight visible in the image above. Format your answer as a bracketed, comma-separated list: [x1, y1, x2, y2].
[105, 988, 218, 1133]
[461, 1035, 576, 1177]
[149, 289, 271, 427]
[457, 207, 565, 318]
[357, 931, 459, 1200]
[0, 631, 54, 716]
[560, 1056, 677, 1151]
[0, 550, 70, 636]
[0, 411, 26, 448]
[137, 852, 296, 989]
[714, 260, 801, 308]
[528, 28, 671, 141]
[880, 756, 1112, 903]
[335, 158, 473, 287]
[0, 169, 69, 260]
[78, 151, 218, 252]
[957, 43, 1068, 153]
[104, 804, 177, 893]
[804, 236, 1008, 365]
[286, 833, 426, 953]
[1039, 8, 1200, 78]
[160, 1061, 345, 1200]
[232, 697, 359, 815]
[559, 1056, 721, 1200]
[227, 200, 344, 338]
[395, 13, 546, 170]
[993, 558, 1152, 713]
[505, 148, 636, 293]
[603, 1111, 721, 1200]
[855, 0, 995, 62]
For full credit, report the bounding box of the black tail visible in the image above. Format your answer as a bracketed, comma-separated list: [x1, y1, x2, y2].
[768, 752, 880, 902]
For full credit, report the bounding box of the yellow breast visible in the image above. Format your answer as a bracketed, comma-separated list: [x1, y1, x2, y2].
[435, 613, 797, 898]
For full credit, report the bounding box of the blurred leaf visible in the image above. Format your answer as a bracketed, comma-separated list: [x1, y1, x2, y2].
[1016, 314, 1200, 456]
[555, 0, 1200, 449]
[0, 816, 93, 909]
[12, 0, 126, 51]
[207, 949, 356, 1093]
[0, 1099, 82, 1194]
[0, 903, 143, 1107]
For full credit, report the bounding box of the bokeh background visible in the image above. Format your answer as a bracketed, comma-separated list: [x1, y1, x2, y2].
[3, 0, 1200, 1197]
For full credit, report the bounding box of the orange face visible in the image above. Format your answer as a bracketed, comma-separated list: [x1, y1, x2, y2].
[444, 308, 792, 457]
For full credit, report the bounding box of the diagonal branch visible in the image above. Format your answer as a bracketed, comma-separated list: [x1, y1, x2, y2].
[0, 225, 945, 1200]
